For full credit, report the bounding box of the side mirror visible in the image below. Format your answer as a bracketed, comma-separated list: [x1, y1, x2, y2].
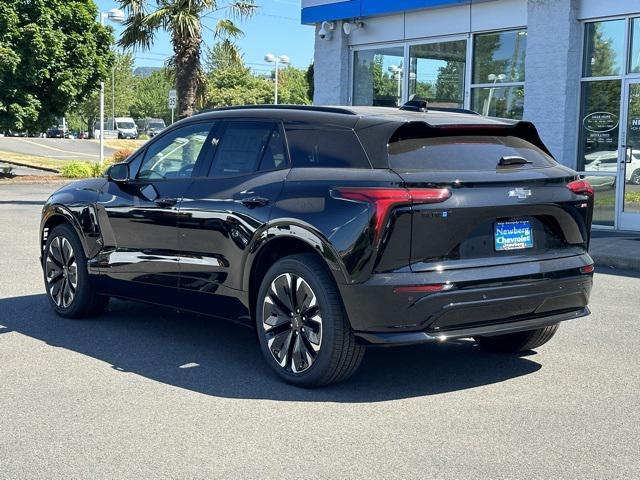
[107, 163, 129, 182]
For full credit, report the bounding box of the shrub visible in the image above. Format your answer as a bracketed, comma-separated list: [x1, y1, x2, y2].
[138, 134, 150, 140]
[60, 161, 94, 178]
[112, 148, 134, 163]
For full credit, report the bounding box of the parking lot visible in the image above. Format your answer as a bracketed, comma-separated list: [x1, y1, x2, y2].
[0, 183, 638, 479]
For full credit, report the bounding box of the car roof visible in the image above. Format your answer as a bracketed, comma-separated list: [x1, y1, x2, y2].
[190, 104, 517, 129]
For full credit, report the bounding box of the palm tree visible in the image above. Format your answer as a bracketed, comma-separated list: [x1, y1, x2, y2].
[118, 0, 256, 118]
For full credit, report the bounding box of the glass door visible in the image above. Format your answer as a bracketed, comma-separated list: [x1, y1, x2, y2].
[619, 80, 640, 230]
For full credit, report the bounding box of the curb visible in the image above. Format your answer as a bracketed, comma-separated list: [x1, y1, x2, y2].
[592, 254, 640, 272]
[0, 159, 60, 173]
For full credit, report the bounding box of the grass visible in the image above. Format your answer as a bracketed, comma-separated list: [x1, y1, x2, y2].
[0, 150, 115, 178]
[99, 139, 147, 151]
[0, 150, 71, 172]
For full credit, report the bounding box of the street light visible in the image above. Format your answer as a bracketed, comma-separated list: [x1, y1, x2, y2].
[484, 73, 506, 116]
[264, 54, 290, 105]
[99, 8, 125, 167]
[388, 65, 403, 106]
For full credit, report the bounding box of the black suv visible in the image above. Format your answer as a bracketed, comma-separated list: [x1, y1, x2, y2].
[40, 105, 594, 387]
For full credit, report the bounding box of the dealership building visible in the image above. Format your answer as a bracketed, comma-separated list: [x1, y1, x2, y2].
[303, 0, 640, 231]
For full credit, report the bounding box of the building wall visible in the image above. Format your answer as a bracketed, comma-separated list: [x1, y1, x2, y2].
[523, 0, 582, 167]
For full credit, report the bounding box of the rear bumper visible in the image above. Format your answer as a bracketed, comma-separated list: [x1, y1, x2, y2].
[356, 307, 589, 346]
[339, 254, 593, 343]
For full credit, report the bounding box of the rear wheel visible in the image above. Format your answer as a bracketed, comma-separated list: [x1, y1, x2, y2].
[43, 224, 109, 318]
[256, 254, 365, 387]
[474, 324, 559, 353]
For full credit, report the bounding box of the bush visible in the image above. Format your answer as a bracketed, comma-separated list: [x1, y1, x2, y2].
[60, 161, 94, 178]
[138, 134, 150, 140]
[60, 160, 112, 178]
[112, 148, 134, 163]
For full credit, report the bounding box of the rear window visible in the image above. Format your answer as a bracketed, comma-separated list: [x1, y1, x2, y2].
[388, 135, 557, 171]
[284, 124, 371, 169]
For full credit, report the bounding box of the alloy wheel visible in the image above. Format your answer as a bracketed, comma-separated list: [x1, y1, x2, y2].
[262, 273, 323, 373]
[45, 236, 78, 308]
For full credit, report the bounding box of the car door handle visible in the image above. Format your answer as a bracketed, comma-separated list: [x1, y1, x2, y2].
[155, 197, 178, 208]
[240, 197, 270, 208]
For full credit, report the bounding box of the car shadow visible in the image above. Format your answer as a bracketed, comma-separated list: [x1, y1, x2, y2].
[0, 294, 542, 402]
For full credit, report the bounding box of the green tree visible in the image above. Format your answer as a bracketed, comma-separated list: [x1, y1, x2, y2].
[131, 69, 175, 123]
[0, 0, 113, 132]
[69, 52, 139, 134]
[118, 0, 257, 119]
[205, 64, 273, 108]
[278, 66, 312, 105]
[305, 63, 314, 102]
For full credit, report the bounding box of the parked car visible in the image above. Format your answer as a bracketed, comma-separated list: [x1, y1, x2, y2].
[46, 126, 68, 138]
[93, 117, 138, 139]
[585, 149, 640, 185]
[39, 105, 595, 387]
[137, 117, 166, 138]
[7, 130, 27, 137]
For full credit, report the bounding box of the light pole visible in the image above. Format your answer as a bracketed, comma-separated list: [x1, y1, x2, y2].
[264, 54, 290, 105]
[388, 65, 403, 106]
[485, 73, 506, 116]
[99, 8, 125, 167]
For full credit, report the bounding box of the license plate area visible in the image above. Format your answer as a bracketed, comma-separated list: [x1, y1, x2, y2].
[494, 219, 534, 251]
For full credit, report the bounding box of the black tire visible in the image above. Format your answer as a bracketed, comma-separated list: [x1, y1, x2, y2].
[255, 253, 365, 387]
[630, 169, 640, 185]
[43, 224, 109, 318]
[474, 324, 559, 353]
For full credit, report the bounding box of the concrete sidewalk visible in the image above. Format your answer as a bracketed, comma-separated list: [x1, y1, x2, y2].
[590, 230, 640, 272]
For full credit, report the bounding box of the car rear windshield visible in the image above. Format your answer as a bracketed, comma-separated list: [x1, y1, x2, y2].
[388, 135, 557, 171]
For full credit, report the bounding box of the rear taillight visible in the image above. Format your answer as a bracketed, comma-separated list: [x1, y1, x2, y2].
[393, 283, 453, 294]
[567, 179, 594, 197]
[335, 187, 451, 244]
[580, 264, 595, 274]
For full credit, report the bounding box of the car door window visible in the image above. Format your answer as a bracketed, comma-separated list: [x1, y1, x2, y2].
[137, 123, 214, 180]
[258, 127, 287, 171]
[284, 124, 371, 168]
[209, 121, 278, 177]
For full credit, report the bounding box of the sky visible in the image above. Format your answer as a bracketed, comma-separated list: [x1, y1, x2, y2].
[96, 0, 315, 73]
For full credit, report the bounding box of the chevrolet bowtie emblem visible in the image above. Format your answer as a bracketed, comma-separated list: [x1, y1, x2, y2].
[509, 187, 532, 199]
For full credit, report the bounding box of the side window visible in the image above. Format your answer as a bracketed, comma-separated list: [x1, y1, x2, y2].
[284, 124, 371, 168]
[258, 127, 287, 171]
[137, 123, 213, 180]
[209, 121, 278, 177]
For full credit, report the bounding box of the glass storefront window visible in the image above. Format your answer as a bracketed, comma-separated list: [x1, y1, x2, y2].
[583, 20, 625, 77]
[581, 175, 617, 227]
[577, 80, 621, 171]
[353, 47, 404, 107]
[630, 18, 640, 73]
[408, 40, 466, 108]
[472, 29, 527, 84]
[471, 86, 524, 118]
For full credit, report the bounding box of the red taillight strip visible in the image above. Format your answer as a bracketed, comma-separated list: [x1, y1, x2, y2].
[567, 179, 594, 197]
[335, 187, 451, 244]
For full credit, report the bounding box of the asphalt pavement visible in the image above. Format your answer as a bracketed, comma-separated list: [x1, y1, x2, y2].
[0, 183, 638, 479]
[0, 137, 116, 161]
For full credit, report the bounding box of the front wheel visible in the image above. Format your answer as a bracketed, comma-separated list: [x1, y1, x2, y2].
[630, 169, 640, 185]
[474, 324, 559, 353]
[256, 254, 365, 387]
[43, 224, 109, 318]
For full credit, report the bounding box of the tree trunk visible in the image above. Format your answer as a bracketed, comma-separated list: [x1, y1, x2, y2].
[173, 34, 201, 119]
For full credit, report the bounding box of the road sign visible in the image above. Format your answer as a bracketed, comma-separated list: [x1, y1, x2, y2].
[168, 89, 177, 109]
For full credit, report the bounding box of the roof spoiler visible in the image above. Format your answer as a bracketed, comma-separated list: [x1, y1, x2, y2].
[389, 120, 555, 159]
[400, 100, 480, 116]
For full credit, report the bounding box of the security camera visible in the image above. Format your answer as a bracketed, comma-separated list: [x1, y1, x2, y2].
[318, 21, 335, 40]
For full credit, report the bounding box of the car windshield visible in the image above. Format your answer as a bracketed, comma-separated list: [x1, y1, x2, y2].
[117, 122, 136, 129]
[149, 122, 164, 129]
